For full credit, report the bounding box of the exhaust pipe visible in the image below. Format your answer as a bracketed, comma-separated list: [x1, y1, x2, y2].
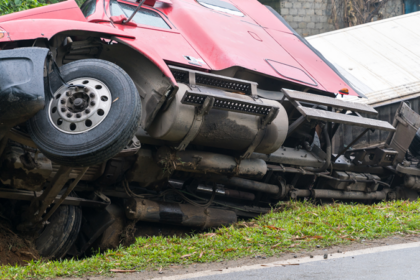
[196, 184, 256, 201]
[125, 198, 237, 229]
[291, 189, 390, 200]
[209, 176, 279, 194]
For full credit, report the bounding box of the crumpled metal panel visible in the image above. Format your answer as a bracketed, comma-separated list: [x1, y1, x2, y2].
[0, 47, 48, 127]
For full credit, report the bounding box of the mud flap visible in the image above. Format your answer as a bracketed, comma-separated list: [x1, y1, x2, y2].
[0, 47, 48, 130]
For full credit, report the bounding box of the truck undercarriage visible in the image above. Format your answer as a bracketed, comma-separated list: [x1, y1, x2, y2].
[2, 45, 420, 259]
[2, 0, 420, 260]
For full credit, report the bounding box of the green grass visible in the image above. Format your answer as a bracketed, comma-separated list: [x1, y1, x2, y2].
[2, 200, 420, 279]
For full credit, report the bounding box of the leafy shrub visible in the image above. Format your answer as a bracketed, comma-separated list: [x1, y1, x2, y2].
[0, 0, 45, 15]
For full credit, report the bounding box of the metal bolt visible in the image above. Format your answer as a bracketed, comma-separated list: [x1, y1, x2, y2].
[85, 109, 90, 114]
[61, 108, 66, 112]
[76, 113, 81, 118]
[84, 87, 89, 93]
[60, 99, 66, 104]
[66, 91, 70, 96]
[90, 101, 96, 106]
[73, 98, 84, 109]
[89, 93, 95, 98]
[67, 113, 72, 118]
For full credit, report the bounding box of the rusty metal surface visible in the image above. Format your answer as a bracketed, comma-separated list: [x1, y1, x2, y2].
[282, 89, 378, 115]
[156, 148, 267, 178]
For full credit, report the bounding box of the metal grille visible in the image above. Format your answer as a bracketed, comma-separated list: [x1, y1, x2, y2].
[195, 74, 251, 94]
[182, 91, 273, 117]
[172, 70, 189, 83]
[169, 66, 256, 96]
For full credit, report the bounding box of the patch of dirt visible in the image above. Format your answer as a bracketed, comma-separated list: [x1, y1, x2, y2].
[0, 220, 39, 266]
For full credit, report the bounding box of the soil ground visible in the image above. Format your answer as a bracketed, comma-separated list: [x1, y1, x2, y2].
[0, 220, 39, 266]
[60, 234, 420, 280]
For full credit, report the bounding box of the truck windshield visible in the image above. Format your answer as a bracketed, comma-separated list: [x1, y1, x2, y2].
[110, 0, 171, 29]
[80, 0, 97, 18]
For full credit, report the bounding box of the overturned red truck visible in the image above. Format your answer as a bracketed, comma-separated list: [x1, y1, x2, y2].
[1, 0, 420, 259]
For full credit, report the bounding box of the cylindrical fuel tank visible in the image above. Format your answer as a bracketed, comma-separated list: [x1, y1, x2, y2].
[147, 84, 289, 154]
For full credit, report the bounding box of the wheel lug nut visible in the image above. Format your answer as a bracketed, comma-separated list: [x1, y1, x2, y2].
[67, 113, 72, 118]
[89, 93, 95, 98]
[61, 108, 66, 112]
[76, 113, 81, 118]
[66, 91, 70, 96]
[90, 101, 95, 106]
[84, 87, 89, 93]
[60, 99, 66, 104]
[85, 109, 90, 114]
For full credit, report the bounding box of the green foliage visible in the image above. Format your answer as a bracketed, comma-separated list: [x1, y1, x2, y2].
[0, 0, 45, 15]
[1, 200, 420, 279]
[0, 0, 85, 16]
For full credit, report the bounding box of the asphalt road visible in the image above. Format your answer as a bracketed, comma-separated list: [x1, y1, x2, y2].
[163, 243, 420, 280]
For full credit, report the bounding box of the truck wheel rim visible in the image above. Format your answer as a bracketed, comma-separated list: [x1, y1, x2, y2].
[48, 77, 112, 134]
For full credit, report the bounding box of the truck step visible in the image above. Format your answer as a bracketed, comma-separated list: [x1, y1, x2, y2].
[299, 107, 395, 131]
[282, 89, 378, 115]
[181, 90, 276, 117]
[282, 88, 395, 132]
[170, 65, 258, 96]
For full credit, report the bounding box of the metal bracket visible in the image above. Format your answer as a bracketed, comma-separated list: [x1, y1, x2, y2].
[40, 167, 89, 224]
[94, 191, 111, 204]
[241, 107, 279, 159]
[18, 166, 72, 230]
[282, 88, 394, 132]
[18, 166, 88, 230]
[175, 96, 215, 151]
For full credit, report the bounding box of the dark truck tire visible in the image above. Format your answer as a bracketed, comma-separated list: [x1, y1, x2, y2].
[27, 59, 141, 167]
[35, 205, 82, 259]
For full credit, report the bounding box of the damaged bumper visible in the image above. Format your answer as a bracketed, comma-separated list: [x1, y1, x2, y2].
[0, 47, 48, 128]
